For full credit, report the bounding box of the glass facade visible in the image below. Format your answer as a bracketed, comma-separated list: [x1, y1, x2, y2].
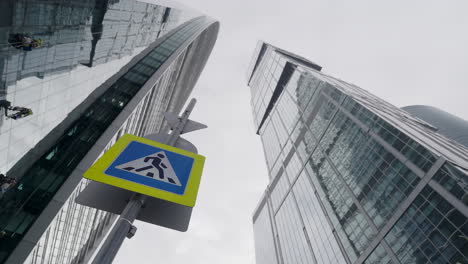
[403, 105, 468, 148]
[249, 42, 468, 264]
[0, 0, 178, 174]
[0, 1, 218, 263]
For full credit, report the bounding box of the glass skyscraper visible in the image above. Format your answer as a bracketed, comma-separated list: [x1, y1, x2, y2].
[248, 41, 468, 264]
[0, 1, 218, 263]
[402, 105, 468, 148]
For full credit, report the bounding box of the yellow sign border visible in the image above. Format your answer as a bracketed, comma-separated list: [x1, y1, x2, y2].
[83, 134, 205, 207]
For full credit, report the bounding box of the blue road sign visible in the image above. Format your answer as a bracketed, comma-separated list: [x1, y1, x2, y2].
[84, 134, 205, 207]
[105, 141, 195, 195]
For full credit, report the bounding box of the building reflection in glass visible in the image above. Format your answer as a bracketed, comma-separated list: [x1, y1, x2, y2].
[0, 0, 185, 263]
[0, 0, 177, 172]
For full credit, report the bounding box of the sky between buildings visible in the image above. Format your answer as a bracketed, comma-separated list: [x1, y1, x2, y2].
[115, 0, 468, 263]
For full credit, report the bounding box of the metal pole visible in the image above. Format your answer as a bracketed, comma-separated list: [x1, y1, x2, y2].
[91, 99, 197, 264]
[167, 98, 196, 146]
[92, 193, 146, 264]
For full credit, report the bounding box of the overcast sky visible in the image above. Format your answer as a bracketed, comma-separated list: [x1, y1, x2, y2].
[115, 0, 468, 263]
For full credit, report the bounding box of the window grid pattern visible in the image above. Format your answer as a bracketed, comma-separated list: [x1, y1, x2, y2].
[253, 202, 278, 264]
[1, 0, 173, 92]
[364, 244, 393, 264]
[293, 171, 348, 263]
[432, 163, 468, 203]
[23, 58, 187, 263]
[270, 173, 290, 212]
[0, 0, 178, 174]
[0, 17, 209, 263]
[308, 148, 376, 261]
[249, 48, 288, 128]
[250, 43, 468, 264]
[275, 193, 316, 264]
[342, 98, 437, 173]
[322, 110, 421, 230]
[260, 119, 282, 169]
[372, 186, 468, 264]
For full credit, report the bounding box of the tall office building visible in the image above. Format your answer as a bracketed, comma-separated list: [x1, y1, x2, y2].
[402, 105, 468, 148]
[248, 42, 468, 264]
[0, 1, 218, 263]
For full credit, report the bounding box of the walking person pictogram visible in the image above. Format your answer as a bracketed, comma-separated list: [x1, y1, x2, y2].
[116, 151, 181, 186]
[134, 154, 168, 179]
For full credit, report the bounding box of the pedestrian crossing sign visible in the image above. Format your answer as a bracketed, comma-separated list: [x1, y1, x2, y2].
[83, 134, 205, 207]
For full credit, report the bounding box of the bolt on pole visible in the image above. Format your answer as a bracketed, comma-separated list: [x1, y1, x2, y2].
[91, 98, 197, 264]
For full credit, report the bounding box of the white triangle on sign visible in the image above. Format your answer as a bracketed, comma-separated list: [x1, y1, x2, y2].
[115, 151, 181, 186]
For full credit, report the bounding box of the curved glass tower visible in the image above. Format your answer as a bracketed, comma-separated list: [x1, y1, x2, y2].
[403, 105, 468, 148]
[0, 1, 218, 263]
[248, 42, 468, 264]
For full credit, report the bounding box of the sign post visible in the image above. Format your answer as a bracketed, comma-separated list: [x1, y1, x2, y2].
[77, 98, 206, 264]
